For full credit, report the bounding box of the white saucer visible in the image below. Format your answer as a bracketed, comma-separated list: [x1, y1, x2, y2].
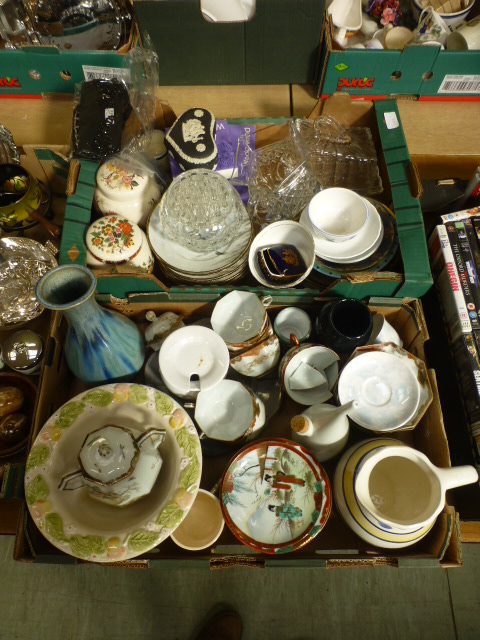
[337, 351, 421, 431]
[299, 199, 384, 263]
[159, 326, 230, 397]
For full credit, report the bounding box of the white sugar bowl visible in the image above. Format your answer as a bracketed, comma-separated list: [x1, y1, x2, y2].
[86, 214, 154, 274]
[93, 158, 162, 228]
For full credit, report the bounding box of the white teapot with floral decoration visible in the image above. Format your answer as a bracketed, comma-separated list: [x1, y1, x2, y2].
[58, 424, 166, 507]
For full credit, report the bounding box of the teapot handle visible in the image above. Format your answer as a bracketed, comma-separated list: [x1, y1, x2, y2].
[136, 428, 166, 447]
[58, 470, 85, 492]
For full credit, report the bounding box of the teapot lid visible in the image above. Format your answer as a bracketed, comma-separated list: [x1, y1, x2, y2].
[79, 425, 139, 484]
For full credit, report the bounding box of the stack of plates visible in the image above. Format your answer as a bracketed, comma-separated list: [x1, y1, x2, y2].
[299, 198, 399, 286]
[146, 205, 254, 284]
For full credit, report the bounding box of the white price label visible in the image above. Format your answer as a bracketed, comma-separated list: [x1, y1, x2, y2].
[438, 75, 480, 94]
[384, 111, 399, 130]
[82, 66, 131, 82]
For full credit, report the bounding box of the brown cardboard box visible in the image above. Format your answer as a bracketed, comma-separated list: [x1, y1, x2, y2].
[14, 296, 462, 568]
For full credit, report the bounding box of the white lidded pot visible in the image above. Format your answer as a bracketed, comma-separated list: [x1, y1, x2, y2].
[354, 445, 478, 534]
[58, 425, 166, 507]
[94, 158, 162, 228]
[85, 214, 154, 274]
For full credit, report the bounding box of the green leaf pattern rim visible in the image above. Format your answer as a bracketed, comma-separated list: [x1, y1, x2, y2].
[24, 383, 202, 563]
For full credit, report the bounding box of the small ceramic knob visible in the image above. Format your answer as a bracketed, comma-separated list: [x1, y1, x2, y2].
[94, 159, 162, 228]
[85, 214, 154, 274]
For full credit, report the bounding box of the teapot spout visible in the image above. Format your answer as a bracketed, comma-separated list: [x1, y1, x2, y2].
[437, 465, 479, 492]
[58, 470, 85, 492]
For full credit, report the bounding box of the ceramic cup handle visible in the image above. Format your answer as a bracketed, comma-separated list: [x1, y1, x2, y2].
[58, 470, 85, 491]
[290, 333, 300, 347]
[136, 428, 166, 447]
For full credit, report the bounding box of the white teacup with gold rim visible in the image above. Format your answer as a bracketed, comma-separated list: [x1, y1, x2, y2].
[194, 379, 266, 444]
[211, 290, 273, 352]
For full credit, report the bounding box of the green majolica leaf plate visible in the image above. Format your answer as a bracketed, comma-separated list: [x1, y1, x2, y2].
[24, 383, 202, 563]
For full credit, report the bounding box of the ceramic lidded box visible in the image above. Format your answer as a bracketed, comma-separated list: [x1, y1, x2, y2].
[94, 159, 162, 228]
[86, 214, 154, 274]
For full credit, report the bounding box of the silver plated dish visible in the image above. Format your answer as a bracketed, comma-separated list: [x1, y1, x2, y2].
[34, 0, 130, 50]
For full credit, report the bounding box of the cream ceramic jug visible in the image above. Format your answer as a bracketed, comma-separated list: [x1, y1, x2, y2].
[58, 425, 166, 507]
[354, 444, 478, 533]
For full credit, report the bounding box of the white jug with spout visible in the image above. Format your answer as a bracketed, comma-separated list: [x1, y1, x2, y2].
[354, 444, 478, 533]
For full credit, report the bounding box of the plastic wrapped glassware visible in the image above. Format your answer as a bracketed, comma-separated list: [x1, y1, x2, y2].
[237, 138, 322, 229]
[0, 237, 57, 328]
[159, 168, 246, 253]
[290, 116, 383, 196]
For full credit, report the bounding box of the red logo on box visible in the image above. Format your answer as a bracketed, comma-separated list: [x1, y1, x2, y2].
[337, 77, 375, 90]
[0, 77, 21, 88]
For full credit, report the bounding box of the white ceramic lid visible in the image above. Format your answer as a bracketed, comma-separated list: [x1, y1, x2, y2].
[158, 325, 230, 396]
[80, 425, 137, 483]
[96, 160, 150, 202]
[86, 215, 143, 263]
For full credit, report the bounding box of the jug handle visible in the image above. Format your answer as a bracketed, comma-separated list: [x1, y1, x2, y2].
[136, 428, 166, 447]
[437, 465, 479, 492]
[58, 470, 85, 491]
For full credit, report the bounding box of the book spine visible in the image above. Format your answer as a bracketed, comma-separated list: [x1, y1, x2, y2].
[428, 224, 472, 338]
[456, 220, 480, 327]
[445, 221, 480, 329]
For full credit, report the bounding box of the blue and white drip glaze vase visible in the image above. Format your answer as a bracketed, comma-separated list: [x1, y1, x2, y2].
[36, 264, 145, 385]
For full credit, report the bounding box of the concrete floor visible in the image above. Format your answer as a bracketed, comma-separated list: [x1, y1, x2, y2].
[1, 534, 480, 640]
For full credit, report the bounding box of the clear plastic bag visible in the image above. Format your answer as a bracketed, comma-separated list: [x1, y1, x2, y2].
[233, 136, 322, 228]
[290, 116, 383, 196]
[71, 38, 160, 161]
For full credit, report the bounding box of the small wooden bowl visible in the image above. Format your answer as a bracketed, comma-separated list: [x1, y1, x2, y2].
[0, 372, 37, 458]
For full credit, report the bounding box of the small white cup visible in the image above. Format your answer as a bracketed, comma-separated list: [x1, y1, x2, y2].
[367, 313, 403, 348]
[170, 489, 224, 551]
[308, 187, 369, 243]
[384, 26, 414, 50]
[274, 307, 312, 345]
[411, 7, 451, 46]
[211, 290, 272, 351]
[288, 361, 328, 391]
[194, 379, 265, 442]
[447, 16, 480, 50]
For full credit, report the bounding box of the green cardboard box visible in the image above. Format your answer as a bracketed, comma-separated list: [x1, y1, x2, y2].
[59, 94, 433, 302]
[133, 0, 324, 85]
[318, 14, 480, 101]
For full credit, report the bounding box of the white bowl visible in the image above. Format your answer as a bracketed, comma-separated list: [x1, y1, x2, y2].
[248, 220, 315, 288]
[299, 199, 384, 264]
[308, 187, 370, 243]
[158, 325, 229, 398]
[411, 0, 475, 30]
